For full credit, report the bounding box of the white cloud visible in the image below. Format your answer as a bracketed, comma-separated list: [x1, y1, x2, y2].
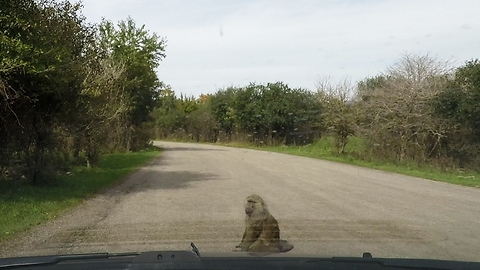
[81, 0, 480, 96]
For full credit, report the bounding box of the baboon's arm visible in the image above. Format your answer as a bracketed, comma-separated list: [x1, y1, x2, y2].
[238, 220, 262, 251]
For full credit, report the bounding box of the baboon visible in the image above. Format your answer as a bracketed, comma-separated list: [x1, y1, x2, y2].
[236, 194, 294, 252]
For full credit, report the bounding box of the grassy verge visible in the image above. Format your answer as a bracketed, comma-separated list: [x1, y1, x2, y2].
[268, 138, 479, 187]
[217, 137, 480, 188]
[0, 148, 161, 242]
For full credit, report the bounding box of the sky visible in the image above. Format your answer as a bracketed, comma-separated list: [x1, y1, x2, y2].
[80, 0, 479, 97]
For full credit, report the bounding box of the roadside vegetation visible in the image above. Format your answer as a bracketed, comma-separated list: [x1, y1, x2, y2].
[0, 148, 160, 242]
[1, 0, 166, 185]
[265, 138, 480, 188]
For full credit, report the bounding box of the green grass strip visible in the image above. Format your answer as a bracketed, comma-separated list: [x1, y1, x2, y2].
[220, 137, 479, 188]
[0, 148, 161, 242]
[260, 137, 480, 188]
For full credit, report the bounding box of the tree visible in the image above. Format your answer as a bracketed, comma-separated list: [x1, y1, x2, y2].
[316, 78, 356, 154]
[356, 53, 451, 163]
[72, 56, 128, 167]
[434, 59, 480, 134]
[433, 59, 480, 169]
[152, 85, 182, 139]
[184, 96, 218, 143]
[152, 82, 322, 146]
[228, 82, 322, 145]
[210, 87, 238, 140]
[99, 17, 167, 150]
[0, 0, 94, 183]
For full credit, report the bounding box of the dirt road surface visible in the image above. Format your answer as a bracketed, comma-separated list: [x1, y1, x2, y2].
[3, 141, 480, 261]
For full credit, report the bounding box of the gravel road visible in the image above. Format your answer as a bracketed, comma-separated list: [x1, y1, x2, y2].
[3, 141, 480, 261]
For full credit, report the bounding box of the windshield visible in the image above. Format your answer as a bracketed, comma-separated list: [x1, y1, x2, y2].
[1, 0, 480, 265]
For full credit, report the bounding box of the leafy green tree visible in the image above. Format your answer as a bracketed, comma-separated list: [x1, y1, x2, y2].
[152, 86, 185, 139]
[228, 82, 322, 145]
[72, 56, 128, 167]
[99, 17, 167, 150]
[210, 87, 238, 140]
[434, 59, 480, 134]
[176, 94, 198, 114]
[0, 0, 94, 183]
[433, 59, 480, 169]
[316, 78, 356, 154]
[184, 95, 218, 142]
[152, 82, 322, 146]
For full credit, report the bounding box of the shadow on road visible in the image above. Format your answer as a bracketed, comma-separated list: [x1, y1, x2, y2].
[159, 146, 225, 152]
[128, 169, 220, 192]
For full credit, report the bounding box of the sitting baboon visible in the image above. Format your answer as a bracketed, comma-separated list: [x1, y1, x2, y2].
[236, 194, 294, 252]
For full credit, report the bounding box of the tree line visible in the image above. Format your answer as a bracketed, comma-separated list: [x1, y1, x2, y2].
[153, 82, 323, 146]
[1, 0, 166, 184]
[152, 54, 480, 172]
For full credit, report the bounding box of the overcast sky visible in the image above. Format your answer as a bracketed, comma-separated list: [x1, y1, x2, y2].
[80, 0, 479, 97]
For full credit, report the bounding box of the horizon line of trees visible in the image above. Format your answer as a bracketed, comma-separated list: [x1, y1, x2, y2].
[153, 82, 323, 146]
[152, 54, 480, 172]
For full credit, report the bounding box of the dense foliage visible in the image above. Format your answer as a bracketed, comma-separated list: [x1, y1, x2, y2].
[0, 0, 166, 184]
[153, 82, 323, 146]
[432, 60, 480, 169]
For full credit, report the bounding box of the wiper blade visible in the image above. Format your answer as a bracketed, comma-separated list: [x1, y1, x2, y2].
[0, 253, 116, 269]
[0, 243, 203, 269]
[0, 249, 202, 269]
[2, 250, 480, 270]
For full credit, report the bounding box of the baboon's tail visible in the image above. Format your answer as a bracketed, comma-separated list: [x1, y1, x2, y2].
[279, 240, 294, 252]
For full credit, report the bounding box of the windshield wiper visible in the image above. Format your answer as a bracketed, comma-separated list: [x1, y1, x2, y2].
[0, 243, 203, 269]
[0, 253, 118, 269]
[0, 251, 203, 269]
[2, 248, 479, 270]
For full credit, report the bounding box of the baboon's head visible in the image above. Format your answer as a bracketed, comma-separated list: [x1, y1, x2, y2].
[244, 194, 267, 217]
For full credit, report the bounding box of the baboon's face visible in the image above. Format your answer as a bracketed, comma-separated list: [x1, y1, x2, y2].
[244, 195, 264, 217]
